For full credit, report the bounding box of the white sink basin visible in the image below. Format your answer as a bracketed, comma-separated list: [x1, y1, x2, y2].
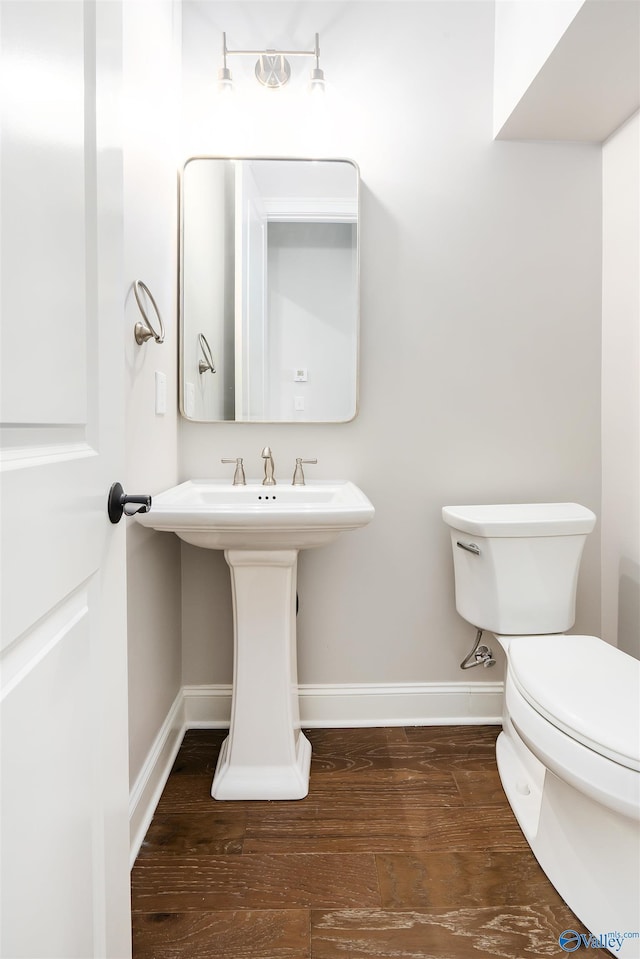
[135, 478, 375, 550]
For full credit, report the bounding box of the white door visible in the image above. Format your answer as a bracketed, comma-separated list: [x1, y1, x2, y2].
[0, 2, 131, 957]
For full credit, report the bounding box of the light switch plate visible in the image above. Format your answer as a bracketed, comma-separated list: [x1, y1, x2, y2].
[155, 371, 167, 415]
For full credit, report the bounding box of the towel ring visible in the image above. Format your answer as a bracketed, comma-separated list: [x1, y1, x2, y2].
[133, 280, 165, 345]
[198, 333, 216, 374]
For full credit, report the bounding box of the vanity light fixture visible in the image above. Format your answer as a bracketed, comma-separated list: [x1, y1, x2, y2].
[218, 32, 325, 93]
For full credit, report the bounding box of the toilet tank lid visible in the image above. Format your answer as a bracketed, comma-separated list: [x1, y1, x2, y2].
[442, 503, 596, 537]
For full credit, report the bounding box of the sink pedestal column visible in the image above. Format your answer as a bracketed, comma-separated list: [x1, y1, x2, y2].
[211, 549, 312, 800]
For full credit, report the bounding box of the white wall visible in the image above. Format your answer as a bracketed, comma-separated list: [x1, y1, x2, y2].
[601, 111, 640, 660]
[179, 1, 602, 690]
[123, 1, 182, 789]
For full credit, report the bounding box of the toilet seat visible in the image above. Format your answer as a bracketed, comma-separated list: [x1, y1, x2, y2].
[507, 634, 640, 772]
[505, 673, 640, 821]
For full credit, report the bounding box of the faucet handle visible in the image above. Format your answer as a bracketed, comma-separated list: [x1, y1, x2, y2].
[221, 458, 246, 486]
[292, 457, 317, 486]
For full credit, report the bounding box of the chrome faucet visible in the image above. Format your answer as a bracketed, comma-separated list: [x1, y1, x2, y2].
[221, 457, 246, 486]
[261, 446, 276, 485]
[292, 457, 317, 486]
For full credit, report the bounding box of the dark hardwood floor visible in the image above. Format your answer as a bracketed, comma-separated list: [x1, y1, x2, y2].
[131, 726, 607, 958]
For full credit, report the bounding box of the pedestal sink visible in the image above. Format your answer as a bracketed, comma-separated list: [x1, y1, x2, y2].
[136, 479, 374, 800]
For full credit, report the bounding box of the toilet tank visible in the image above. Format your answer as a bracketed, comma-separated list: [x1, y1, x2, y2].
[442, 503, 596, 635]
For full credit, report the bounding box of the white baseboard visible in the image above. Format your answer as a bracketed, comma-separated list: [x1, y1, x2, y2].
[302, 681, 504, 726]
[128, 690, 185, 868]
[182, 681, 504, 728]
[129, 680, 503, 864]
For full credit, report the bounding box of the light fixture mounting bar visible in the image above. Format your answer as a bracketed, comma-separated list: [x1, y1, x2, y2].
[223, 33, 320, 60]
[225, 47, 318, 57]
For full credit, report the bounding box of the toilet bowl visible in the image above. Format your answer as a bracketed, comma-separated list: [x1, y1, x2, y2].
[499, 633, 639, 957]
[442, 504, 640, 958]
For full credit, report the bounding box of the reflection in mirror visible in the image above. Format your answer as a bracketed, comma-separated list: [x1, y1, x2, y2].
[180, 158, 359, 422]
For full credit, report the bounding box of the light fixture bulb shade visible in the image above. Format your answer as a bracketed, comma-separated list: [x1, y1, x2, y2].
[309, 66, 325, 93]
[218, 65, 233, 93]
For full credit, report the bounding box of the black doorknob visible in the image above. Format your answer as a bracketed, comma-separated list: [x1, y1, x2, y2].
[108, 482, 152, 524]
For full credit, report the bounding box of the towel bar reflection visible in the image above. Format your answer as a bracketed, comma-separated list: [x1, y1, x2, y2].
[198, 333, 216, 374]
[133, 280, 165, 345]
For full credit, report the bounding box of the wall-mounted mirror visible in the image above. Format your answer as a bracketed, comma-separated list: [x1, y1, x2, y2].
[180, 157, 359, 422]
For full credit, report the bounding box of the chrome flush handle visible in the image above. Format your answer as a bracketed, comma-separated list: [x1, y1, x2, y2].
[456, 541, 481, 556]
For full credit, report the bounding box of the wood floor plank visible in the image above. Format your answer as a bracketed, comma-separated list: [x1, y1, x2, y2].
[171, 727, 227, 757]
[307, 727, 502, 777]
[308, 769, 463, 807]
[427, 755, 502, 773]
[306, 726, 409, 751]
[153, 775, 237, 816]
[244, 804, 528, 854]
[312, 751, 503, 778]
[132, 853, 381, 912]
[403, 725, 500, 755]
[413, 805, 528, 852]
[305, 726, 409, 774]
[452, 767, 506, 806]
[243, 816, 432, 854]
[136, 812, 245, 858]
[376, 850, 554, 909]
[310, 905, 611, 958]
[132, 909, 310, 959]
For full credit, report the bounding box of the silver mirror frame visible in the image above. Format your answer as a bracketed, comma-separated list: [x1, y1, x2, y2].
[178, 156, 360, 424]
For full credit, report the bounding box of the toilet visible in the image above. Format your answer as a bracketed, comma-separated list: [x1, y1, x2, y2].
[442, 503, 640, 958]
